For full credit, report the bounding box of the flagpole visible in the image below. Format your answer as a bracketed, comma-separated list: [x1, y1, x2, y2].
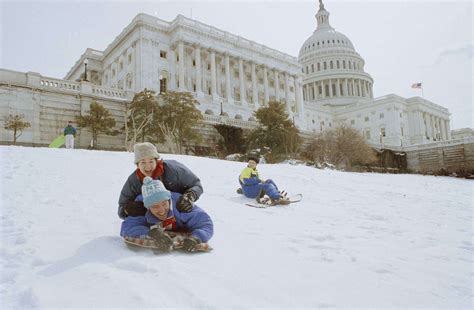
[420, 81, 425, 102]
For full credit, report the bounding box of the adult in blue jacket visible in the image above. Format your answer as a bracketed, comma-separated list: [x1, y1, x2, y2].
[238, 155, 289, 205]
[121, 176, 213, 252]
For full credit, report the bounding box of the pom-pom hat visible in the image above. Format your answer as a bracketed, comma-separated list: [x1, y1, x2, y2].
[142, 176, 171, 208]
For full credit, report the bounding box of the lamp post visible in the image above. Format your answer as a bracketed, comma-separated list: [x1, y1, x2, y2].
[220, 101, 224, 116]
[83, 58, 89, 82]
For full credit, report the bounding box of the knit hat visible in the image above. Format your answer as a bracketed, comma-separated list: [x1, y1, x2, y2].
[142, 176, 171, 208]
[247, 154, 259, 164]
[134, 142, 160, 164]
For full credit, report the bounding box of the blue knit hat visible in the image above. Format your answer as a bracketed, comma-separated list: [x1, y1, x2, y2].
[142, 176, 171, 208]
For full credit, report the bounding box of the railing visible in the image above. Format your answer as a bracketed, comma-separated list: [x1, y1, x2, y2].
[92, 86, 127, 99]
[40, 78, 81, 92]
[202, 114, 257, 129]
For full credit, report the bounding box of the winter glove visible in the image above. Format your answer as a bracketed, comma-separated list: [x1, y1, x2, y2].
[176, 191, 196, 213]
[124, 201, 147, 217]
[181, 236, 201, 253]
[148, 226, 173, 252]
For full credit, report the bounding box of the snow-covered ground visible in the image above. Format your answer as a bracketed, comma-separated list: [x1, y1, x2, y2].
[0, 145, 472, 309]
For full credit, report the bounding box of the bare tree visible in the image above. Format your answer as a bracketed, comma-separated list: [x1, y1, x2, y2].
[123, 101, 154, 152]
[3, 114, 31, 144]
[157, 122, 179, 154]
[305, 125, 376, 169]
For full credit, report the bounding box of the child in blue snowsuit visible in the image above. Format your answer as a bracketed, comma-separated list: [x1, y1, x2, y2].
[238, 155, 289, 205]
[121, 177, 213, 253]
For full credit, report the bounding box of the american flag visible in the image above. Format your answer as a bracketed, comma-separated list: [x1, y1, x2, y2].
[411, 82, 422, 89]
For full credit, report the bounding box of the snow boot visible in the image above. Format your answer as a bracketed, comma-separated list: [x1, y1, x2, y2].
[236, 188, 243, 194]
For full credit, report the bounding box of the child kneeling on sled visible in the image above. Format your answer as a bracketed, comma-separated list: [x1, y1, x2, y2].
[121, 176, 213, 253]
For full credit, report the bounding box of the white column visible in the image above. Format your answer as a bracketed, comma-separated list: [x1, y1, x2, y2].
[225, 53, 233, 104]
[344, 79, 349, 96]
[210, 50, 218, 100]
[238, 57, 246, 104]
[440, 119, 447, 140]
[328, 79, 333, 97]
[274, 70, 280, 101]
[321, 80, 326, 98]
[336, 78, 340, 97]
[296, 76, 305, 127]
[263, 66, 269, 104]
[178, 41, 185, 91]
[195, 45, 202, 95]
[284, 73, 290, 103]
[446, 120, 452, 139]
[358, 79, 362, 97]
[251, 62, 258, 108]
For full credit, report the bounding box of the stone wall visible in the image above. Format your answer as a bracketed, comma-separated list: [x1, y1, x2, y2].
[404, 137, 474, 173]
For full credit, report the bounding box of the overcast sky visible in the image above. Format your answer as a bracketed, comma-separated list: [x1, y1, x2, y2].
[1, 0, 472, 129]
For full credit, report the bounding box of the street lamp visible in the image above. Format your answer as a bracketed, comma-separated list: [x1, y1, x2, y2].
[220, 101, 224, 116]
[83, 58, 89, 82]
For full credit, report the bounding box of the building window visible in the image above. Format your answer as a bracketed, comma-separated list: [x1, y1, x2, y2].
[379, 113, 384, 119]
[120, 62, 123, 70]
[324, 62, 327, 70]
[128, 54, 132, 64]
[330, 61, 333, 69]
[364, 116, 369, 122]
[317, 63, 321, 71]
[311, 64, 314, 73]
[176, 55, 179, 62]
[401, 127, 404, 136]
[381, 127, 386, 137]
[112, 69, 116, 77]
[208, 64, 211, 70]
[336, 60, 340, 69]
[192, 60, 196, 67]
[348, 62, 352, 69]
[351, 119, 355, 125]
[343, 60, 346, 69]
[365, 130, 371, 140]
[306, 66, 309, 74]
[222, 67, 225, 74]
[193, 84, 196, 91]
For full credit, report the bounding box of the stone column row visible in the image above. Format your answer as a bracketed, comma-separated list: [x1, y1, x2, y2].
[175, 41, 299, 108]
[303, 78, 373, 100]
[421, 112, 450, 141]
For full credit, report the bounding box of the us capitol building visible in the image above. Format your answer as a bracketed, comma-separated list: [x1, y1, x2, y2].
[0, 1, 455, 150]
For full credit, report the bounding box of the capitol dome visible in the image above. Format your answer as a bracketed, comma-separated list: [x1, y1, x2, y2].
[299, 0, 374, 106]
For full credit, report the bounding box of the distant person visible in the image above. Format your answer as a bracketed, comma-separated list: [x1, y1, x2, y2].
[120, 177, 213, 253]
[238, 154, 290, 205]
[64, 121, 77, 149]
[118, 142, 203, 219]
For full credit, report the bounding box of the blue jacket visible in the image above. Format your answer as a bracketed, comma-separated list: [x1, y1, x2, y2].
[120, 192, 213, 243]
[239, 166, 263, 198]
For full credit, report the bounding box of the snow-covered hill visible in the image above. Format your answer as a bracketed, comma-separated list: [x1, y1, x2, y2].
[1, 146, 472, 308]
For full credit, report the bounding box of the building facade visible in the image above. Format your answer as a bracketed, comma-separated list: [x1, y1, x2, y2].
[1, 1, 453, 149]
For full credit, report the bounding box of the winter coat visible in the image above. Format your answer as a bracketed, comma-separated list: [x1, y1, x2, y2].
[120, 192, 213, 243]
[64, 125, 76, 136]
[239, 166, 280, 199]
[118, 159, 203, 219]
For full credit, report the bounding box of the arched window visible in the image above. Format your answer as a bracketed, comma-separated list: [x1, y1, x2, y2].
[311, 64, 314, 73]
[348, 62, 352, 69]
[336, 60, 340, 69]
[343, 60, 346, 69]
[317, 63, 321, 71]
[324, 62, 327, 70]
[330, 61, 333, 69]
